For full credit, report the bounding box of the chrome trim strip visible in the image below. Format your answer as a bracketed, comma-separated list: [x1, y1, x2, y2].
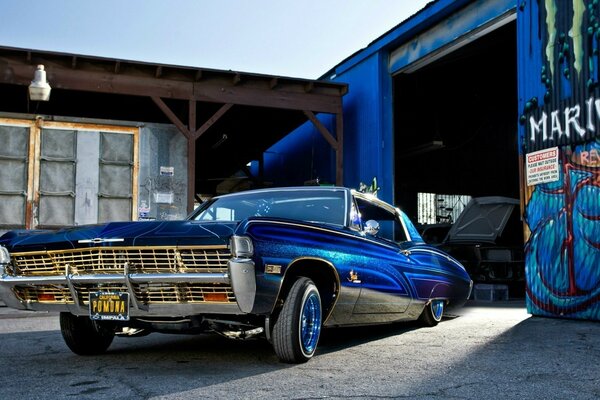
[3, 302, 243, 316]
[272, 256, 341, 324]
[246, 219, 399, 252]
[0, 272, 230, 286]
[77, 238, 125, 244]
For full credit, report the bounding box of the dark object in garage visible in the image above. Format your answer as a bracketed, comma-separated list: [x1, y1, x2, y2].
[439, 197, 525, 297]
[417, 223, 452, 245]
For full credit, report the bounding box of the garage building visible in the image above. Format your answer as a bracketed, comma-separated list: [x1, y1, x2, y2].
[265, 0, 599, 321]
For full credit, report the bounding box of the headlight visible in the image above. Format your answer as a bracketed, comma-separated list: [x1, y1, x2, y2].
[231, 236, 253, 258]
[0, 246, 10, 274]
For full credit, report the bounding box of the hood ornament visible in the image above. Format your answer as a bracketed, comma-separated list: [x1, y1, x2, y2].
[78, 238, 125, 244]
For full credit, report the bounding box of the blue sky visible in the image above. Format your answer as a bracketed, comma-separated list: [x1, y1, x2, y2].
[0, 1, 430, 79]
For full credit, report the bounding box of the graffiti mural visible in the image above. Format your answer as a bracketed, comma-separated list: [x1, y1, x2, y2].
[525, 140, 600, 319]
[522, 0, 600, 320]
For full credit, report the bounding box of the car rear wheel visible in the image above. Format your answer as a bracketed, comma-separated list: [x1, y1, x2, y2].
[419, 299, 445, 327]
[272, 277, 322, 363]
[60, 312, 115, 355]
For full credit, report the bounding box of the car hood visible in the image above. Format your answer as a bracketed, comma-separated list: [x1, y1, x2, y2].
[444, 197, 519, 244]
[0, 220, 238, 252]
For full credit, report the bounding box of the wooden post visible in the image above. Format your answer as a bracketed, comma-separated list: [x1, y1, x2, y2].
[188, 100, 197, 213]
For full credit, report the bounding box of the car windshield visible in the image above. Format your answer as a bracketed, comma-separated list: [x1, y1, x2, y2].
[191, 189, 347, 226]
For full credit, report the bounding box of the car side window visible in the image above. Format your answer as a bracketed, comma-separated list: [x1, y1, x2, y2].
[354, 197, 408, 243]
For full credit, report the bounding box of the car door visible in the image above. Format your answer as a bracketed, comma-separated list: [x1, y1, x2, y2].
[349, 195, 413, 323]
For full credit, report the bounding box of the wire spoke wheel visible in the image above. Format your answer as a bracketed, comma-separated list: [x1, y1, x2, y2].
[418, 299, 445, 327]
[272, 277, 322, 363]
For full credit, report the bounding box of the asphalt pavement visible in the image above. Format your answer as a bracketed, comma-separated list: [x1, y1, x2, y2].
[0, 299, 599, 399]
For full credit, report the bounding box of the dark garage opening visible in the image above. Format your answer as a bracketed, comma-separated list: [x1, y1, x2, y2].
[393, 22, 524, 297]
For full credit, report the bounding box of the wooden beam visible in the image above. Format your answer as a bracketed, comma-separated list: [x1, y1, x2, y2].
[194, 103, 233, 140]
[151, 96, 191, 140]
[0, 60, 344, 113]
[269, 77, 278, 89]
[303, 110, 338, 150]
[155, 66, 163, 78]
[71, 56, 77, 69]
[114, 61, 121, 74]
[195, 70, 203, 81]
[304, 82, 314, 93]
[232, 73, 241, 85]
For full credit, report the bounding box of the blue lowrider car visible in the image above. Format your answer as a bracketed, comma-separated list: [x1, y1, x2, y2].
[0, 187, 471, 363]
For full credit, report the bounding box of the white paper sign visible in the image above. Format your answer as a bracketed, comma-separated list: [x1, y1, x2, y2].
[154, 192, 174, 204]
[160, 166, 174, 176]
[526, 147, 560, 186]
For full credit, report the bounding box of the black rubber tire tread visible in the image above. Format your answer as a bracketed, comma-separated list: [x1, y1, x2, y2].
[418, 301, 442, 327]
[272, 277, 321, 363]
[59, 312, 115, 355]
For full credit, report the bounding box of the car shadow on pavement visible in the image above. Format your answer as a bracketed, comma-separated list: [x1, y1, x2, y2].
[318, 320, 423, 354]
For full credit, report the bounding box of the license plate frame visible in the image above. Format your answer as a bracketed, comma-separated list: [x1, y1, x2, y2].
[89, 292, 130, 321]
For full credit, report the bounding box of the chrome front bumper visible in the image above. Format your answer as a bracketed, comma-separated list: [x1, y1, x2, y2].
[0, 258, 256, 317]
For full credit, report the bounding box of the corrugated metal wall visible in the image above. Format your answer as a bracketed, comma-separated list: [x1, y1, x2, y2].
[335, 52, 394, 202]
[262, 52, 394, 202]
[519, 0, 600, 321]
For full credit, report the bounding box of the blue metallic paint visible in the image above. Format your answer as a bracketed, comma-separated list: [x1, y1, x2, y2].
[235, 203, 470, 323]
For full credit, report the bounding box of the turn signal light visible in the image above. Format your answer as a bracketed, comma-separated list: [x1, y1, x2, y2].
[38, 293, 56, 302]
[204, 293, 229, 302]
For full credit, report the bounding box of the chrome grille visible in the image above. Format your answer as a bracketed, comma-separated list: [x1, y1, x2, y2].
[134, 283, 235, 304]
[13, 282, 236, 305]
[13, 285, 73, 303]
[9, 245, 236, 305]
[12, 246, 231, 275]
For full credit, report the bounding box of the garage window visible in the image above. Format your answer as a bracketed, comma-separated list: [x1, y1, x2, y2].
[417, 193, 471, 225]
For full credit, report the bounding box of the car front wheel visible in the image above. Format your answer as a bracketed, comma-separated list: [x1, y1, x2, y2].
[59, 312, 115, 355]
[272, 277, 322, 363]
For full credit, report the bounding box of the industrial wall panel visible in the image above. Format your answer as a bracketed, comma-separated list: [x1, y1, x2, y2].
[137, 124, 188, 221]
[519, 0, 600, 321]
[0, 125, 28, 229]
[98, 198, 131, 223]
[38, 128, 76, 227]
[74, 131, 100, 225]
[39, 196, 75, 226]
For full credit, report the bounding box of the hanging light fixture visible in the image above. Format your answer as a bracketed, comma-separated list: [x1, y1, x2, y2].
[28, 64, 51, 101]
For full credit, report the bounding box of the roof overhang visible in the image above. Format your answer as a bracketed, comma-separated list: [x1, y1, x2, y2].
[0, 46, 348, 208]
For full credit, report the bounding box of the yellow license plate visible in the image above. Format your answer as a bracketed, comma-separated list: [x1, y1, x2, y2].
[89, 292, 130, 321]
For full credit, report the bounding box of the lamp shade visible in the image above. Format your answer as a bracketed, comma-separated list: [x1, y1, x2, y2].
[29, 65, 51, 101]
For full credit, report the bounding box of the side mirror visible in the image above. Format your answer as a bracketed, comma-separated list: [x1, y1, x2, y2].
[364, 220, 380, 236]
